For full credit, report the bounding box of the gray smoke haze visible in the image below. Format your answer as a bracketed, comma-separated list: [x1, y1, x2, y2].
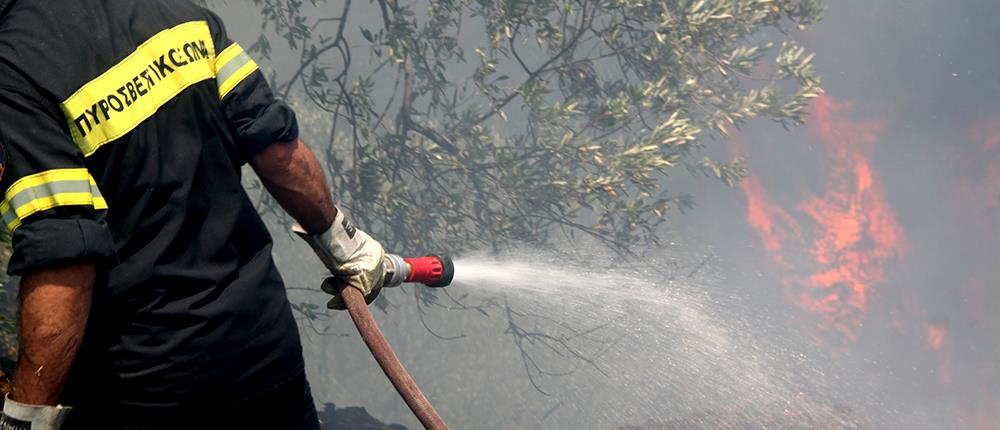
[686, 1, 1000, 428]
[208, 1, 1000, 428]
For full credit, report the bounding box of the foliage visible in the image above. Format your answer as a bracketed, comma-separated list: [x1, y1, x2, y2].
[240, 0, 823, 256]
[0, 0, 828, 395]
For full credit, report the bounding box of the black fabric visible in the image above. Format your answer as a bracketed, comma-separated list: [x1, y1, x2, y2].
[0, 0, 307, 420]
[0, 76, 117, 275]
[202, 8, 299, 163]
[7, 216, 116, 275]
[222, 72, 300, 162]
[205, 369, 320, 430]
[62, 367, 320, 430]
[0, 0, 14, 21]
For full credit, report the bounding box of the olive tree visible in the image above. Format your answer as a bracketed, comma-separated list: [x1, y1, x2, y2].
[234, 0, 824, 394]
[0, 0, 826, 392]
[242, 0, 823, 256]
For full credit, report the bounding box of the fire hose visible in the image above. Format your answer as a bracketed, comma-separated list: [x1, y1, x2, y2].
[339, 254, 455, 430]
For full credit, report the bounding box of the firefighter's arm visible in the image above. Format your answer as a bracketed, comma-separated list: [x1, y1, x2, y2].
[0, 265, 91, 430]
[205, 9, 387, 305]
[0, 78, 114, 428]
[207, 11, 387, 306]
[207, 9, 336, 234]
[11, 262, 94, 406]
[250, 139, 387, 309]
[250, 139, 336, 234]
[0, 262, 93, 429]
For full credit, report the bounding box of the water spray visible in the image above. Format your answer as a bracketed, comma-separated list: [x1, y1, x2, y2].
[339, 253, 455, 430]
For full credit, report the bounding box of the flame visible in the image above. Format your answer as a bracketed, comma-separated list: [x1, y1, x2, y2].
[926, 323, 953, 386]
[731, 135, 804, 273]
[738, 95, 906, 341]
[738, 160, 802, 266]
[927, 324, 946, 352]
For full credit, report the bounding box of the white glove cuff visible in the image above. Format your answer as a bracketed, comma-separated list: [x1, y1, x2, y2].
[293, 207, 382, 275]
[2, 394, 72, 430]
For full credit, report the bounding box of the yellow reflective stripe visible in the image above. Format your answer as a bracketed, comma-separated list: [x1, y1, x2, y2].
[215, 43, 258, 99]
[4, 195, 109, 233]
[215, 43, 244, 72]
[1, 169, 108, 232]
[61, 21, 218, 157]
[4, 168, 93, 197]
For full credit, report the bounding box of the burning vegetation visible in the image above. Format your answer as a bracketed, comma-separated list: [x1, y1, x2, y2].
[739, 95, 906, 342]
[735, 97, 1000, 429]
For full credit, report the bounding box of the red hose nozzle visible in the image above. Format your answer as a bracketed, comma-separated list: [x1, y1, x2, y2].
[404, 255, 454, 287]
[383, 254, 455, 288]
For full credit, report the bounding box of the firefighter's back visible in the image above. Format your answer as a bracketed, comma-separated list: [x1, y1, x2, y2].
[0, 0, 307, 425]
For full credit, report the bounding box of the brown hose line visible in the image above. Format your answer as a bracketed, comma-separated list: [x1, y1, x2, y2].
[341, 286, 449, 430]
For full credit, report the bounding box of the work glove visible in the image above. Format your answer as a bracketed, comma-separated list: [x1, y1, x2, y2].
[294, 208, 387, 310]
[1, 395, 72, 430]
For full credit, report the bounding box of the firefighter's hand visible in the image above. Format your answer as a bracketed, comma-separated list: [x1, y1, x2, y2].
[320, 259, 386, 310]
[293, 207, 387, 309]
[1, 395, 72, 430]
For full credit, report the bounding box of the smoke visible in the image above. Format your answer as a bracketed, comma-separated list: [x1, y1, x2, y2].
[207, 0, 1000, 428]
[712, 1, 1000, 427]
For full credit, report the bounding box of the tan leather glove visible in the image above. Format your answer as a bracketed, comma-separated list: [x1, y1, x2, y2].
[320, 261, 386, 310]
[294, 207, 386, 310]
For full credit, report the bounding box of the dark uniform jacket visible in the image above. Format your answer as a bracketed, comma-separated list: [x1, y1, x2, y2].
[0, 0, 305, 424]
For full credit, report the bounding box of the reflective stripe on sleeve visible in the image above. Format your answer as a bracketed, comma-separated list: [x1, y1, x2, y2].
[215, 43, 258, 100]
[1, 169, 108, 232]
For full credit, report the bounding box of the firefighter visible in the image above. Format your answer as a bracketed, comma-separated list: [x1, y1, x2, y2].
[0, 0, 387, 428]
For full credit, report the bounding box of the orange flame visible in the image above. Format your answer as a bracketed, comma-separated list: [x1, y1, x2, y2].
[732, 135, 802, 269]
[740, 182, 801, 266]
[927, 324, 946, 352]
[926, 323, 953, 386]
[738, 95, 907, 341]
